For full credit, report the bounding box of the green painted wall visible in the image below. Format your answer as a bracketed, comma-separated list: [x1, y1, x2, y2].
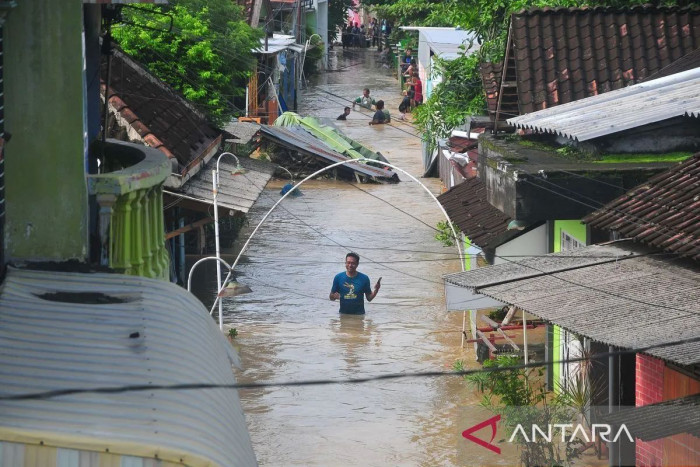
[5, 1, 88, 261]
[552, 220, 587, 389]
[553, 220, 587, 252]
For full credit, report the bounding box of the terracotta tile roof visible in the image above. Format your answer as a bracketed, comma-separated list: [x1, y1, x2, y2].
[583, 153, 700, 260]
[438, 178, 520, 249]
[103, 49, 220, 175]
[480, 62, 520, 122]
[446, 136, 478, 153]
[643, 47, 700, 81]
[499, 6, 700, 119]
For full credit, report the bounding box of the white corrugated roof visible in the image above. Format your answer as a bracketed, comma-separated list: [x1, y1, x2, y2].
[444, 243, 700, 365]
[400, 27, 479, 58]
[0, 268, 257, 466]
[507, 67, 700, 141]
[254, 34, 304, 54]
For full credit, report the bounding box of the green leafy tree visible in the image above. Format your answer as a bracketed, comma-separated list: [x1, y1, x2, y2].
[328, 0, 354, 39]
[113, 0, 262, 126]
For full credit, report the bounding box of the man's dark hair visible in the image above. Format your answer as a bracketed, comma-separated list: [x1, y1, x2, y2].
[363, 88, 370, 93]
[375, 100, 384, 110]
[344, 106, 350, 111]
[346, 252, 360, 263]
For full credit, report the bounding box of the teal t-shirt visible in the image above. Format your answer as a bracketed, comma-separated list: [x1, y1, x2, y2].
[331, 272, 372, 314]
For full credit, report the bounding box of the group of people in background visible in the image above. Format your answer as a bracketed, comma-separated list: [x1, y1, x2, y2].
[336, 88, 391, 125]
[398, 48, 423, 120]
[341, 18, 392, 49]
[336, 44, 423, 125]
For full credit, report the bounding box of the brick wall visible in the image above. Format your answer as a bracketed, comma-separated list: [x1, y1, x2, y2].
[635, 354, 664, 466]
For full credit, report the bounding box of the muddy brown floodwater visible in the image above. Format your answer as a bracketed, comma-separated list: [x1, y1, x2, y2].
[218, 48, 521, 466]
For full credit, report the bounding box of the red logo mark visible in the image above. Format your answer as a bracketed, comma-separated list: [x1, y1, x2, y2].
[462, 414, 501, 454]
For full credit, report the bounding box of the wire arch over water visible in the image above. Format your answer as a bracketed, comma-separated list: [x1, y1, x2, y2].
[209, 157, 464, 315]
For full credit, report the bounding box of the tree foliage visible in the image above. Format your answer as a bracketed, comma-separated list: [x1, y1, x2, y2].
[113, 0, 262, 125]
[328, 0, 355, 39]
[459, 356, 586, 466]
[364, 0, 674, 140]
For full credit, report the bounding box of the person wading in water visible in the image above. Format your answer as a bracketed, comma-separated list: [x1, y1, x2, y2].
[329, 252, 381, 314]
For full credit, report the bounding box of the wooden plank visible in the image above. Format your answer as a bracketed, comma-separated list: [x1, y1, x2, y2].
[480, 314, 501, 329]
[165, 217, 213, 239]
[479, 314, 519, 350]
[476, 330, 497, 353]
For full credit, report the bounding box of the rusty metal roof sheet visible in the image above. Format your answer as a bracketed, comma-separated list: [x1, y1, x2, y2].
[258, 125, 398, 181]
[104, 49, 220, 173]
[0, 267, 256, 465]
[437, 178, 520, 249]
[583, 154, 700, 260]
[164, 155, 276, 214]
[507, 67, 700, 141]
[503, 6, 700, 117]
[443, 242, 700, 365]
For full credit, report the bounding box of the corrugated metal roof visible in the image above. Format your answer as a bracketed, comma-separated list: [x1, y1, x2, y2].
[400, 27, 479, 59]
[443, 243, 700, 365]
[583, 154, 700, 260]
[258, 125, 398, 181]
[254, 34, 304, 54]
[437, 178, 520, 249]
[165, 155, 276, 214]
[0, 267, 256, 466]
[507, 67, 700, 142]
[602, 394, 700, 441]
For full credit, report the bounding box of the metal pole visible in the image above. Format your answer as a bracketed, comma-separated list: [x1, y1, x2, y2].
[608, 346, 618, 466]
[212, 169, 223, 330]
[210, 158, 464, 314]
[187, 256, 232, 292]
[523, 309, 528, 365]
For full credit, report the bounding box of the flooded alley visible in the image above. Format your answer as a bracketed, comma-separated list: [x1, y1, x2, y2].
[222, 48, 507, 466]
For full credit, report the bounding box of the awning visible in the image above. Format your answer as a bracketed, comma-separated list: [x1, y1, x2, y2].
[258, 125, 398, 181]
[443, 242, 700, 366]
[0, 267, 256, 466]
[164, 155, 276, 214]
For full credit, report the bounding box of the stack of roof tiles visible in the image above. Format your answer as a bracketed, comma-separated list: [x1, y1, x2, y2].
[488, 6, 700, 122]
[584, 153, 700, 260]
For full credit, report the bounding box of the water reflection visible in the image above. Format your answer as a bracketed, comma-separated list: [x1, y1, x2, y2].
[330, 314, 379, 371]
[223, 48, 503, 466]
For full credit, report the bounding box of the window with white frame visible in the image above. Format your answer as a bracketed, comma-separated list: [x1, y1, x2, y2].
[561, 230, 584, 251]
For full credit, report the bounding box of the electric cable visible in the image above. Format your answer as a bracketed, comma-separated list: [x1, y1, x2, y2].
[2, 336, 697, 401]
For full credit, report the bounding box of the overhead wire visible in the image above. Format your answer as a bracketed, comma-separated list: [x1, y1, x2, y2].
[3, 336, 698, 400]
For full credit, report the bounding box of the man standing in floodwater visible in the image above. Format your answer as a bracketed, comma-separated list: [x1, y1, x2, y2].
[330, 252, 381, 314]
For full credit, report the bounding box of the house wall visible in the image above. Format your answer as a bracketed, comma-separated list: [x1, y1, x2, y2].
[551, 220, 587, 389]
[635, 354, 700, 466]
[553, 220, 586, 252]
[4, 1, 88, 262]
[493, 224, 548, 266]
[636, 354, 665, 466]
[314, 0, 328, 68]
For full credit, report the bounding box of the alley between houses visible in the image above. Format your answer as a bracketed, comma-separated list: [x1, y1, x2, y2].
[215, 47, 519, 466]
